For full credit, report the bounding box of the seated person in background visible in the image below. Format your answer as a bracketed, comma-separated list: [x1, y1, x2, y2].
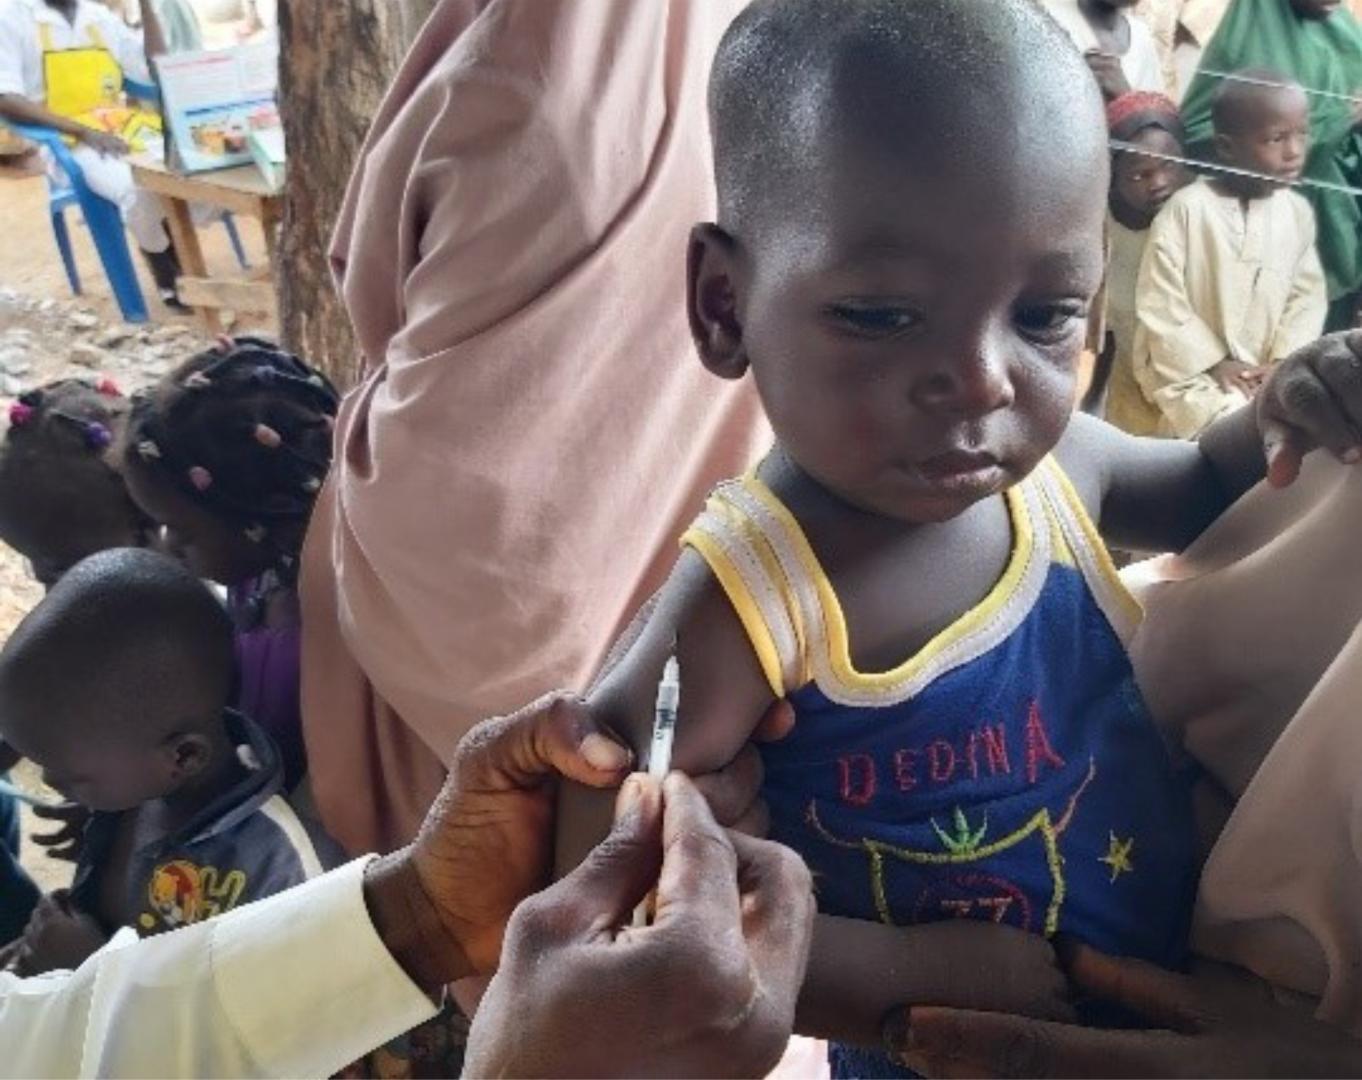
[0, 548, 340, 976]
[1133, 70, 1328, 439]
[122, 338, 340, 791]
[0, 0, 190, 311]
[556, 2, 1362, 1076]
[1042, 0, 1166, 98]
[1085, 91, 1192, 432]
[0, 377, 150, 588]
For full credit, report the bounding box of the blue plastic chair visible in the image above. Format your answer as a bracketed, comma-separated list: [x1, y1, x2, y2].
[3, 77, 250, 324]
[44, 168, 251, 300]
[7, 120, 150, 322]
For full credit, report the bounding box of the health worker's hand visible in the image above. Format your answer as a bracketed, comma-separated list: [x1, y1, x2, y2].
[361, 692, 778, 992]
[465, 772, 815, 1078]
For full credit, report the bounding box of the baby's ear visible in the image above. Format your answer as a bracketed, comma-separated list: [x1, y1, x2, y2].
[687, 224, 750, 380]
[1213, 132, 1235, 164]
[164, 731, 212, 782]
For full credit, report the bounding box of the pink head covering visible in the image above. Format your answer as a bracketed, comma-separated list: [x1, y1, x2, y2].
[300, 0, 765, 855]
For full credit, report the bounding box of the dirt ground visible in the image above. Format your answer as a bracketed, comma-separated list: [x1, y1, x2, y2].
[0, 153, 275, 892]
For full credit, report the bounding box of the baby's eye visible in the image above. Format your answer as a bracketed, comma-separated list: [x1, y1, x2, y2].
[1014, 303, 1086, 342]
[826, 303, 922, 338]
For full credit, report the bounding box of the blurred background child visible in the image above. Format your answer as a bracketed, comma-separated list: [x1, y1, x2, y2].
[1085, 91, 1192, 432]
[1042, 0, 1166, 98]
[0, 377, 150, 588]
[1181, 0, 1362, 330]
[1133, 70, 1327, 437]
[0, 548, 338, 976]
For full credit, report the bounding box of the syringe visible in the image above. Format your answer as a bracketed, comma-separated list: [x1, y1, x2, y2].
[632, 654, 680, 927]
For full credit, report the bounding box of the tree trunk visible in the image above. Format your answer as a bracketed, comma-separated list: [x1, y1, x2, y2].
[276, 0, 437, 388]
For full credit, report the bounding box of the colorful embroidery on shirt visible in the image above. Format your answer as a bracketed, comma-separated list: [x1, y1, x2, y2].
[808, 757, 1097, 935]
[139, 859, 247, 930]
[1101, 832, 1136, 882]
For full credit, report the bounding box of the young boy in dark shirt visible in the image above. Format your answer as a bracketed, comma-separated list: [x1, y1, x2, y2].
[0, 548, 339, 975]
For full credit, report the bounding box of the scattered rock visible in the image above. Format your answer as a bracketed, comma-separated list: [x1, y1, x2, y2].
[67, 311, 99, 332]
[148, 324, 193, 344]
[94, 326, 134, 349]
[69, 342, 112, 369]
[0, 349, 32, 377]
[36, 298, 56, 314]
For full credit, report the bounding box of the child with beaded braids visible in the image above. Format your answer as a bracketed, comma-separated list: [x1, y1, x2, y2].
[122, 337, 339, 789]
[0, 378, 157, 909]
[0, 378, 153, 588]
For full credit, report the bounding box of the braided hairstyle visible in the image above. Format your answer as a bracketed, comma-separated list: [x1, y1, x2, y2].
[0, 378, 152, 586]
[124, 337, 339, 580]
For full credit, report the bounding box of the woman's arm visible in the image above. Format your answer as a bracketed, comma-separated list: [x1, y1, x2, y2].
[889, 943, 1362, 1078]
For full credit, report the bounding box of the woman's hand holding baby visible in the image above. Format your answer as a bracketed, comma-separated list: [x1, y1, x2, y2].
[884, 943, 1362, 1078]
[1258, 330, 1362, 487]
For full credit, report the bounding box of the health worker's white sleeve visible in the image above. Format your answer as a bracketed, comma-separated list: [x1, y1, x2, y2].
[0, 857, 438, 1079]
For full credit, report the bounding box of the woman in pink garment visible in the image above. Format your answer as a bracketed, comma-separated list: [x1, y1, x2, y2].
[299, 0, 765, 858]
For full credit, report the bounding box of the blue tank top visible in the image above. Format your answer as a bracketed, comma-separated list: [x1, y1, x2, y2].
[683, 459, 1197, 1078]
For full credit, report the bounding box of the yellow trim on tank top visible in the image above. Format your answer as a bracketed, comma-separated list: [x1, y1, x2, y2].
[1041, 497, 1076, 569]
[1038, 458, 1142, 625]
[714, 498, 810, 684]
[738, 472, 1036, 694]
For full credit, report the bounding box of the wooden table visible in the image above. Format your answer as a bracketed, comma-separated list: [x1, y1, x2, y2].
[130, 157, 282, 331]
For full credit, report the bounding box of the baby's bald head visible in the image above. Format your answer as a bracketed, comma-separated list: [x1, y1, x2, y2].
[709, 0, 1108, 245]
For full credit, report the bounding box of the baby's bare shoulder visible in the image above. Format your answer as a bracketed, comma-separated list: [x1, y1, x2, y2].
[1048, 413, 1109, 517]
[588, 549, 777, 775]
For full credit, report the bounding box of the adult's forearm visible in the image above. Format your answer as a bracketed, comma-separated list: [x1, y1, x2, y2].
[0, 94, 86, 139]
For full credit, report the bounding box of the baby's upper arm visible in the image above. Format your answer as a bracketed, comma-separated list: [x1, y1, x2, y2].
[1054, 411, 1219, 554]
[554, 549, 778, 874]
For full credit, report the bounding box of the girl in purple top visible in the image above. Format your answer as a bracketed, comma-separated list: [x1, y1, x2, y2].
[121, 338, 339, 789]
